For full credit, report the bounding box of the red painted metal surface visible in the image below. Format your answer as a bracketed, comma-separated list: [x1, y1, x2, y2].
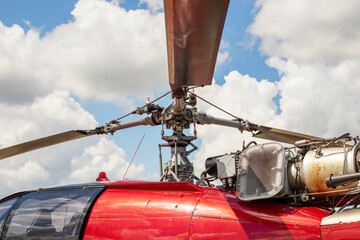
[83, 181, 330, 240]
[106, 180, 203, 192]
[322, 222, 360, 240]
[83, 182, 203, 239]
[190, 188, 327, 239]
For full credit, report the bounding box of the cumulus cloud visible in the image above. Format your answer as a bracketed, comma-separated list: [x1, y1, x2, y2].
[268, 58, 360, 137]
[193, 71, 278, 174]
[192, 0, 360, 175]
[0, 90, 98, 148]
[196, 71, 277, 122]
[0, 91, 95, 195]
[0, 0, 166, 198]
[62, 137, 156, 184]
[248, 0, 360, 137]
[0, 91, 154, 197]
[0, 161, 49, 192]
[0, 0, 167, 105]
[249, 0, 360, 64]
[139, 0, 163, 14]
[0, 23, 52, 104]
[220, 40, 230, 49]
[216, 41, 231, 65]
[217, 51, 230, 65]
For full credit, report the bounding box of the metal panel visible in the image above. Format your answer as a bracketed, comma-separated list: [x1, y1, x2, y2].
[321, 209, 360, 226]
[82, 183, 330, 239]
[321, 221, 360, 240]
[190, 189, 327, 239]
[216, 154, 236, 179]
[236, 143, 286, 201]
[84, 188, 203, 239]
[106, 180, 203, 192]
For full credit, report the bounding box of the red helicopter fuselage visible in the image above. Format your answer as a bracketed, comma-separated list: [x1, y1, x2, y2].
[63, 181, 360, 239]
[0, 179, 360, 240]
[84, 181, 328, 239]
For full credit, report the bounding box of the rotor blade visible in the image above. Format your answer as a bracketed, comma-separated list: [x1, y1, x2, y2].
[164, 0, 230, 93]
[0, 130, 96, 160]
[195, 112, 319, 144]
[251, 125, 320, 145]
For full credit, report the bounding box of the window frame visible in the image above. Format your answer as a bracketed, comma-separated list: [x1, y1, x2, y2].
[0, 191, 30, 238]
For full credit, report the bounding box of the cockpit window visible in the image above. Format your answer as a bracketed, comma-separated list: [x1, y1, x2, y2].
[0, 198, 17, 235]
[2, 187, 102, 240]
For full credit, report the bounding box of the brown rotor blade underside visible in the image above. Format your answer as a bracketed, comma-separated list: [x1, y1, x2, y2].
[0, 130, 94, 160]
[252, 125, 320, 145]
[164, 0, 230, 93]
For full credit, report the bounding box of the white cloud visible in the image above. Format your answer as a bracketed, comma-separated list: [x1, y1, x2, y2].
[0, 0, 167, 105]
[217, 41, 231, 65]
[0, 91, 98, 193]
[0, 23, 52, 104]
[216, 51, 230, 65]
[192, 0, 360, 176]
[220, 40, 230, 49]
[269, 57, 360, 137]
[249, 0, 360, 64]
[0, 90, 98, 148]
[139, 0, 163, 14]
[0, 0, 166, 198]
[0, 91, 95, 195]
[62, 137, 153, 184]
[0, 161, 49, 193]
[196, 71, 277, 122]
[247, 0, 360, 137]
[0, 91, 155, 197]
[193, 71, 278, 175]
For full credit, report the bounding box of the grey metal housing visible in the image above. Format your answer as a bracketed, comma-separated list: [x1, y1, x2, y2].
[236, 143, 289, 201]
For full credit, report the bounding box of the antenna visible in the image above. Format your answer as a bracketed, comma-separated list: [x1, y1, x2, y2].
[122, 133, 146, 180]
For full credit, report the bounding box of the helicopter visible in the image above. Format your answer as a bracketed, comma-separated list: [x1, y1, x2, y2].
[1, 0, 360, 239]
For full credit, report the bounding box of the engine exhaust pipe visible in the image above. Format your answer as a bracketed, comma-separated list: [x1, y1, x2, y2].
[326, 172, 360, 189]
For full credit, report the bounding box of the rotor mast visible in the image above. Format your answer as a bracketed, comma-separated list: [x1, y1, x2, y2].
[159, 0, 230, 182]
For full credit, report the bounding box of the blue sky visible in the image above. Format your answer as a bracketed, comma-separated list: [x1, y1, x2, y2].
[0, 0, 76, 32]
[0, 0, 359, 197]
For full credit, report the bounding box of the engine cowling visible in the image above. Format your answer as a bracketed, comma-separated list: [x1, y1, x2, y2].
[288, 144, 360, 197]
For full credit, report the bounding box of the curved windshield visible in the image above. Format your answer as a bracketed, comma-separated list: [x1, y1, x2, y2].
[0, 198, 18, 235]
[2, 187, 102, 240]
